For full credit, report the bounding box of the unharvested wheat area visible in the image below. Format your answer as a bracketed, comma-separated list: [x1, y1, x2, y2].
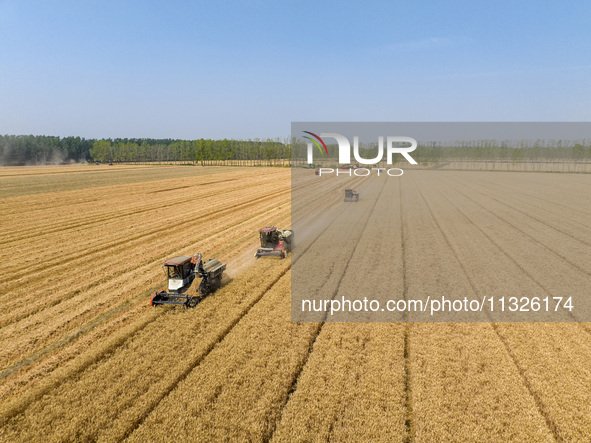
[0, 164, 590, 442]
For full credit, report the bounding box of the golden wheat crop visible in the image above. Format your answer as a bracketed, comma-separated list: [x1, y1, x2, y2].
[1, 166, 591, 442]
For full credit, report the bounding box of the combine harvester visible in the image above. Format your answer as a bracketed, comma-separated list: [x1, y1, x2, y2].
[151, 253, 226, 308]
[344, 189, 360, 202]
[255, 226, 294, 259]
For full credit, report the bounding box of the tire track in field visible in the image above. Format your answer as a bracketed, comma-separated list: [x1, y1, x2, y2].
[0, 253, 289, 430]
[457, 172, 591, 222]
[444, 174, 591, 247]
[399, 178, 414, 443]
[121, 174, 375, 440]
[465, 172, 591, 229]
[0, 164, 162, 179]
[0, 210, 292, 405]
[117, 190, 361, 440]
[0, 174, 285, 273]
[266, 177, 389, 442]
[0, 185, 280, 284]
[115, 262, 292, 441]
[0, 205, 294, 378]
[0, 196, 290, 329]
[0, 176, 357, 434]
[437, 176, 591, 278]
[0, 208, 280, 343]
[490, 326, 563, 442]
[0, 165, 250, 198]
[0, 188, 290, 320]
[0, 283, 163, 380]
[0, 173, 348, 380]
[0, 226, 260, 377]
[0, 175, 253, 243]
[18, 171, 347, 317]
[411, 175, 562, 441]
[210, 175, 362, 259]
[0, 309, 160, 427]
[1, 170, 316, 280]
[431, 181, 587, 326]
[0, 187, 291, 291]
[0, 169, 283, 218]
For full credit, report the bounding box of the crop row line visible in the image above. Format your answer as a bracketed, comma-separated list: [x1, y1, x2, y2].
[0, 170, 345, 380]
[121, 180, 366, 439]
[0, 206, 293, 376]
[0, 173, 356, 427]
[444, 174, 591, 247]
[0, 245, 289, 427]
[441, 177, 590, 278]
[119, 264, 293, 440]
[434, 181, 587, 327]
[399, 179, 414, 443]
[459, 172, 591, 221]
[0, 186, 291, 290]
[410, 175, 561, 441]
[266, 176, 389, 442]
[0, 191, 290, 331]
[0, 175, 261, 244]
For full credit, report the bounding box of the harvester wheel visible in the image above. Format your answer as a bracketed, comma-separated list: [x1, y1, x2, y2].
[198, 280, 210, 297]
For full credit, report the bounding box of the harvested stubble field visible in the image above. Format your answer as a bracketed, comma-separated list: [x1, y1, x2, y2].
[1, 165, 590, 442]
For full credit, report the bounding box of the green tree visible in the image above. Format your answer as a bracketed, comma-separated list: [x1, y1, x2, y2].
[90, 140, 112, 162]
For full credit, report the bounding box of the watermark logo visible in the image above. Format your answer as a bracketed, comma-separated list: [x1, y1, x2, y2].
[304, 132, 418, 165]
[302, 131, 328, 155]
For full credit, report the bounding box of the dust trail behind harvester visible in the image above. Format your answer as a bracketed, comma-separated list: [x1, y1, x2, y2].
[223, 239, 260, 280]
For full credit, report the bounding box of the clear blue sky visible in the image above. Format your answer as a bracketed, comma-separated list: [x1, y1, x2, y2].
[0, 0, 589, 139]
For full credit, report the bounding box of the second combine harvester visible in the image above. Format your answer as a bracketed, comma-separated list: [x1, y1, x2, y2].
[255, 226, 294, 259]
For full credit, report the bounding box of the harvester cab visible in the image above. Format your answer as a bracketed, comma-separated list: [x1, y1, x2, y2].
[255, 226, 293, 259]
[151, 253, 226, 308]
[344, 189, 360, 202]
[164, 256, 195, 291]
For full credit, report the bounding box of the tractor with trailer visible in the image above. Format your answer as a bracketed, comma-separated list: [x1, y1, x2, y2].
[151, 253, 226, 308]
[344, 189, 360, 202]
[255, 227, 294, 259]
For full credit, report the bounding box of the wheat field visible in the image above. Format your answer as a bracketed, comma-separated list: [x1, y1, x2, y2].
[1, 165, 590, 441]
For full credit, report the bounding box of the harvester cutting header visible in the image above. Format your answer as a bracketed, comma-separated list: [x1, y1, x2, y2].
[151, 253, 226, 308]
[255, 227, 293, 259]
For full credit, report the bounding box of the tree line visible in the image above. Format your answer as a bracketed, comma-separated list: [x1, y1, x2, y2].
[1, 134, 590, 166]
[89, 138, 291, 165]
[0, 135, 291, 166]
[411, 139, 591, 163]
[290, 139, 591, 165]
[0, 135, 94, 165]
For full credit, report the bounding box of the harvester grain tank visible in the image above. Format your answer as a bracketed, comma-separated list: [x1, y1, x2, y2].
[255, 227, 294, 259]
[151, 253, 226, 308]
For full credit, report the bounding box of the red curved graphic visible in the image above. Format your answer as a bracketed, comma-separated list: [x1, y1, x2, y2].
[303, 131, 328, 154]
